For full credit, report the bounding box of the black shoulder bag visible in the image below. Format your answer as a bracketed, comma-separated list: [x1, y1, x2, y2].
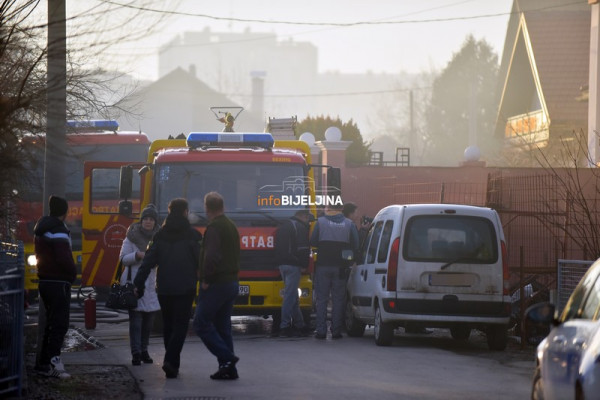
[105, 259, 138, 310]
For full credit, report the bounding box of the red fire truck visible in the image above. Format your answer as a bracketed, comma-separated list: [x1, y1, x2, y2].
[15, 120, 150, 298]
[81, 131, 338, 324]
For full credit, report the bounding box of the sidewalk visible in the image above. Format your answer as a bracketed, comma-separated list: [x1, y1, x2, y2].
[40, 316, 277, 400]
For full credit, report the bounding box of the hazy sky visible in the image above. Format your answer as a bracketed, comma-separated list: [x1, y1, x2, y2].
[67, 0, 514, 80]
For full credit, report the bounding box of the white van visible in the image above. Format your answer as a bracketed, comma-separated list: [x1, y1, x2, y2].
[345, 204, 511, 350]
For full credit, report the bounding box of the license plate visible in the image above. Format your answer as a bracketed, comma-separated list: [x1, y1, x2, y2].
[238, 285, 250, 296]
[429, 273, 475, 287]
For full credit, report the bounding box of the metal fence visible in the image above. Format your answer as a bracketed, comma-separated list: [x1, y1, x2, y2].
[0, 241, 24, 398]
[557, 259, 594, 314]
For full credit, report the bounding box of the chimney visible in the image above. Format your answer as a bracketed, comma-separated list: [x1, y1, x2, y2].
[250, 70, 266, 119]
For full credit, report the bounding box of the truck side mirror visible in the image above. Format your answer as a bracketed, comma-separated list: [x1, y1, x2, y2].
[328, 167, 341, 196]
[118, 200, 133, 216]
[119, 166, 133, 199]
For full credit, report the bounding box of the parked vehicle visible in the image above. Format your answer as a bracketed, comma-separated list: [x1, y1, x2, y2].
[81, 129, 341, 328]
[15, 120, 150, 300]
[345, 204, 511, 349]
[527, 257, 600, 400]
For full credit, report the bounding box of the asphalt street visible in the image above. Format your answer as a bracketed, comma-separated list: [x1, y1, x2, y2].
[46, 312, 535, 400]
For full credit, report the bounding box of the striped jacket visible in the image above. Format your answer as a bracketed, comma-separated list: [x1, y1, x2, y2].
[34, 215, 76, 283]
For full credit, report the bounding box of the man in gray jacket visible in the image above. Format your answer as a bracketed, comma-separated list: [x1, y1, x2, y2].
[310, 203, 358, 340]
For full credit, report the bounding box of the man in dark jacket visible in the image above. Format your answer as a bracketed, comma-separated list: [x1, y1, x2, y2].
[34, 195, 76, 379]
[193, 191, 241, 380]
[134, 198, 202, 379]
[310, 203, 359, 340]
[274, 209, 313, 337]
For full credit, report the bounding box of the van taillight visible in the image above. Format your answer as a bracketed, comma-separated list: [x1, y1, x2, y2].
[501, 240, 509, 295]
[387, 237, 400, 292]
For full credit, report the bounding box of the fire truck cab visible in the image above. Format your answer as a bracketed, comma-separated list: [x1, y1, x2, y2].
[82, 131, 338, 326]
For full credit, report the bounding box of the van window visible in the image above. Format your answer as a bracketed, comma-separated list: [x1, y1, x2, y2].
[403, 215, 498, 263]
[366, 221, 383, 264]
[377, 220, 394, 263]
[357, 225, 374, 264]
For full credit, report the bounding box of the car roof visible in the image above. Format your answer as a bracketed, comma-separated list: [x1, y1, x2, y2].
[378, 204, 493, 215]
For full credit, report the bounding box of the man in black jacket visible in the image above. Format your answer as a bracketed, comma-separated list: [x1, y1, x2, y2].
[274, 209, 313, 337]
[33, 195, 76, 379]
[193, 192, 241, 380]
[134, 198, 202, 379]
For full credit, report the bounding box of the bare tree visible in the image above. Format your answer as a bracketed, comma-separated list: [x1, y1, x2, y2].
[0, 1, 47, 237]
[0, 0, 176, 238]
[531, 129, 600, 259]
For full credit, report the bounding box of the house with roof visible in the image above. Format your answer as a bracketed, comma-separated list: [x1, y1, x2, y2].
[115, 67, 264, 142]
[494, 0, 590, 164]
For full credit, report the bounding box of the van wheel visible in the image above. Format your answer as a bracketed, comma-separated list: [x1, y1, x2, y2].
[374, 305, 393, 346]
[450, 326, 471, 341]
[487, 325, 508, 351]
[345, 298, 366, 337]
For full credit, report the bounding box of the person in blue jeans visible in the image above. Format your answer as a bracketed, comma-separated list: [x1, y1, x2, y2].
[310, 203, 359, 339]
[193, 192, 241, 380]
[274, 209, 314, 337]
[119, 204, 161, 366]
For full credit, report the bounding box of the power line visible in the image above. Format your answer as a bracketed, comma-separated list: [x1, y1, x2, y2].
[226, 87, 431, 98]
[98, 0, 582, 27]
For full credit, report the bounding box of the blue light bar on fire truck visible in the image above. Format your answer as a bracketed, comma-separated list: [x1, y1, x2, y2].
[186, 132, 274, 149]
[66, 120, 119, 130]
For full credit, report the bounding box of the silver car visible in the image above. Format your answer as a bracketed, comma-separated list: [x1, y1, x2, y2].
[527, 258, 600, 400]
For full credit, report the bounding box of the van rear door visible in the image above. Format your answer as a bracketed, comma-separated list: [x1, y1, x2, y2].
[399, 209, 504, 298]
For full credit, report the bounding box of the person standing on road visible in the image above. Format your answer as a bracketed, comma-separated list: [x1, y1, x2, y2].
[310, 203, 359, 340]
[119, 204, 161, 366]
[193, 192, 241, 380]
[342, 202, 371, 248]
[33, 195, 77, 379]
[134, 198, 202, 379]
[274, 209, 314, 337]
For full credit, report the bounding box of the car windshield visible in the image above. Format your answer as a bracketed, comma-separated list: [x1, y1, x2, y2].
[153, 162, 307, 221]
[560, 262, 600, 322]
[403, 215, 498, 263]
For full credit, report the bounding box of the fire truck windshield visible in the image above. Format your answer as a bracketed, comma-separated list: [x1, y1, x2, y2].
[154, 162, 309, 221]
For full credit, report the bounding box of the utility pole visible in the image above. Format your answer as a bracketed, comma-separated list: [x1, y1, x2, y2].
[409, 90, 414, 152]
[469, 81, 477, 147]
[589, 0, 600, 166]
[46, 0, 67, 204]
[37, 0, 67, 367]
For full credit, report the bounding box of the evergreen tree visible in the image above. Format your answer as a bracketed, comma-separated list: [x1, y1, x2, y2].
[425, 35, 499, 166]
[297, 115, 370, 165]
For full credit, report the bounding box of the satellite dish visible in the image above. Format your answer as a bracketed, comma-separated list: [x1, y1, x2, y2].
[325, 126, 342, 142]
[299, 132, 315, 147]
